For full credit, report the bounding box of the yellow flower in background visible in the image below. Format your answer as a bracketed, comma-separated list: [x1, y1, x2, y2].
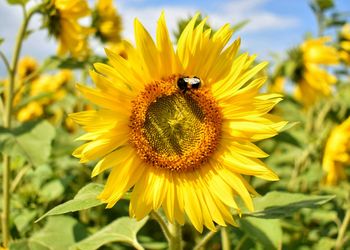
[16, 70, 73, 122]
[65, 116, 77, 132]
[46, 0, 92, 58]
[339, 23, 350, 65]
[107, 41, 129, 59]
[70, 13, 286, 232]
[2, 57, 40, 110]
[322, 117, 350, 185]
[15, 57, 39, 105]
[269, 76, 285, 93]
[341, 24, 350, 40]
[17, 102, 44, 122]
[294, 37, 338, 107]
[31, 70, 72, 104]
[18, 56, 38, 80]
[93, 0, 122, 43]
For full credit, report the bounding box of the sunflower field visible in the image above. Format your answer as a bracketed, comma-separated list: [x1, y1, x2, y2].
[0, 0, 350, 249]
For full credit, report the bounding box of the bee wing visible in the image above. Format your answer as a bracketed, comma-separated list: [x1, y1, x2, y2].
[188, 78, 201, 85]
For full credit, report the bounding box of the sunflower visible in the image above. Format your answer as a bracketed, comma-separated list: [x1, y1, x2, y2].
[18, 56, 39, 80]
[30, 70, 72, 105]
[107, 41, 128, 59]
[16, 70, 72, 122]
[293, 37, 338, 107]
[92, 0, 122, 43]
[339, 23, 350, 65]
[71, 13, 286, 232]
[45, 0, 92, 58]
[322, 117, 350, 185]
[17, 102, 44, 122]
[269, 76, 285, 93]
[11, 57, 39, 106]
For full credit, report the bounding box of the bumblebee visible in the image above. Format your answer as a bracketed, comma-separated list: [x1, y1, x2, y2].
[177, 76, 201, 93]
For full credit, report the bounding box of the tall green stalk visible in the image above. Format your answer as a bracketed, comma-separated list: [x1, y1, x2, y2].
[150, 212, 183, 250]
[220, 227, 231, 250]
[1, 4, 41, 247]
[335, 208, 350, 250]
[168, 222, 182, 250]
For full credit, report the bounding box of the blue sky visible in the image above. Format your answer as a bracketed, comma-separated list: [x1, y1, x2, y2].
[0, 0, 349, 77]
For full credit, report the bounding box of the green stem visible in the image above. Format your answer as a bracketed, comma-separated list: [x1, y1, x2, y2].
[1, 4, 41, 247]
[150, 211, 172, 242]
[234, 234, 248, 250]
[150, 212, 183, 250]
[221, 227, 231, 250]
[312, 1, 325, 37]
[132, 241, 145, 250]
[193, 226, 220, 250]
[335, 209, 350, 250]
[10, 165, 30, 192]
[316, 12, 325, 37]
[1, 155, 11, 248]
[168, 222, 182, 250]
[0, 97, 4, 123]
[0, 53, 7, 117]
[0, 51, 11, 75]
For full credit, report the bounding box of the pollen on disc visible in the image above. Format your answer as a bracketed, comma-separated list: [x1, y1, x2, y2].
[129, 75, 222, 172]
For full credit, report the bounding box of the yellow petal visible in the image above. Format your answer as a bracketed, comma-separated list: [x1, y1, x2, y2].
[134, 18, 161, 79]
[92, 146, 134, 177]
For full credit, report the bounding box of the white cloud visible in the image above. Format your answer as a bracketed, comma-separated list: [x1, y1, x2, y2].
[117, 0, 300, 42]
[114, 0, 300, 59]
[209, 0, 299, 32]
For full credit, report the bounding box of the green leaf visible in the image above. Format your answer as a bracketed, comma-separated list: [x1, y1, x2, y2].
[70, 217, 148, 250]
[245, 191, 334, 219]
[274, 131, 301, 147]
[7, 0, 28, 5]
[39, 179, 65, 202]
[306, 209, 338, 225]
[0, 37, 4, 45]
[36, 183, 104, 222]
[315, 0, 334, 10]
[0, 120, 56, 166]
[313, 237, 336, 250]
[139, 241, 167, 250]
[239, 218, 282, 250]
[31, 216, 87, 250]
[28, 164, 54, 190]
[279, 121, 299, 132]
[10, 239, 50, 250]
[14, 209, 37, 233]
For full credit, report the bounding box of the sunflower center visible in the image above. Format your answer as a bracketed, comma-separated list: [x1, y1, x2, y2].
[144, 93, 205, 156]
[45, 6, 62, 38]
[129, 75, 222, 172]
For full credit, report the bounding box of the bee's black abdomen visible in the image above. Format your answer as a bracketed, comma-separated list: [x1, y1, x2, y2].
[191, 76, 201, 89]
[177, 77, 188, 92]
